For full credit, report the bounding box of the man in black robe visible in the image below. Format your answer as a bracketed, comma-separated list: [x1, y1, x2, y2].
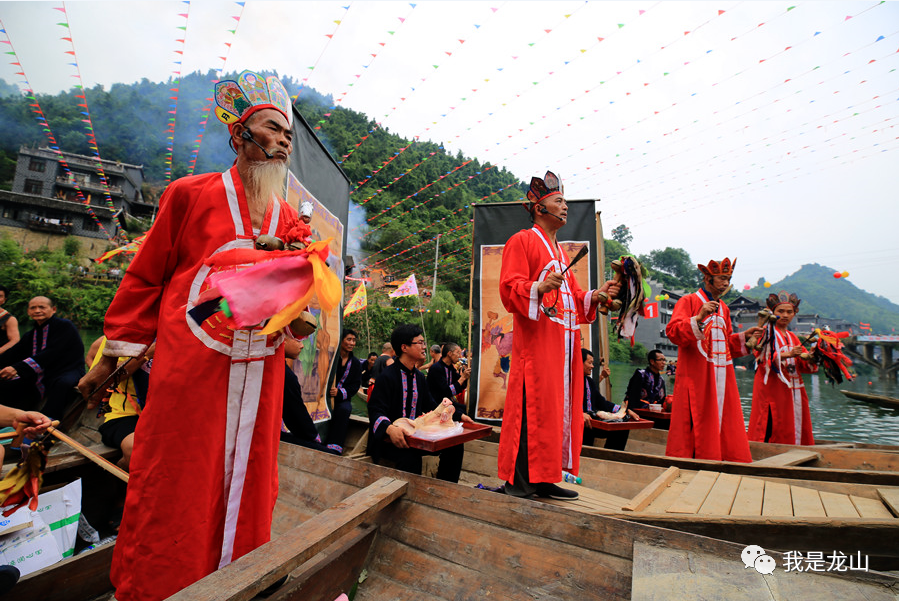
[0, 296, 84, 419]
[367, 323, 472, 482]
[426, 342, 470, 419]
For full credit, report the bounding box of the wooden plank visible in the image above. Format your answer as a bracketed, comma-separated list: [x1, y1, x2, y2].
[850, 495, 894, 519]
[169, 477, 407, 601]
[752, 449, 820, 467]
[644, 479, 688, 514]
[698, 472, 741, 515]
[666, 471, 719, 514]
[268, 526, 377, 601]
[790, 485, 826, 518]
[762, 481, 793, 517]
[820, 491, 860, 518]
[730, 477, 764, 516]
[14, 544, 114, 601]
[877, 488, 899, 517]
[623, 466, 680, 512]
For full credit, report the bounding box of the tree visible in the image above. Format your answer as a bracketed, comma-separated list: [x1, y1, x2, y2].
[611, 224, 632, 248]
[640, 247, 699, 291]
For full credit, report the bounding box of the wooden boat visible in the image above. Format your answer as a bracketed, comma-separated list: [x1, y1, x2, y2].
[840, 390, 899, 411]
[13, 441, 899, 600]
[7, 441, 123, 600]
[461, 439, 899, 571]
[172, 444, 899, 600]
[557, 424, 899, 486]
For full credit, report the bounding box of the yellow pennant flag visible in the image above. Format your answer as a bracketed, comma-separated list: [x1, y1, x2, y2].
[343, 283, 367, 317]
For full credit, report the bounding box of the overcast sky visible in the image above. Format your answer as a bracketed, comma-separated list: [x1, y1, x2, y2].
[1, 1, 897, 303]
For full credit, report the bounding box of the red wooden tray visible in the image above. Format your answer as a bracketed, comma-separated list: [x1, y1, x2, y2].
[406, 421, 493, 452]
[588, 417, 655, 431]
[633, 407, 673, 421]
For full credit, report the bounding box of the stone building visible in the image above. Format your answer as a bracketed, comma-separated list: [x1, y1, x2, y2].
[1, 146, 153, 253]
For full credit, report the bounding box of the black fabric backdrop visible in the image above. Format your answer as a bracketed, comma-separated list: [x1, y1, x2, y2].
[469, 199, 606, 422]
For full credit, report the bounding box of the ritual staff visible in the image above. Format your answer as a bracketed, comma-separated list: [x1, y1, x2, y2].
[426, 342, 470, 420]
[324, 329, 362, 453]
[747, 292, 817, 445]
[498, 171, 620, 500]
[78, 70, 311, 600]
[368, 323, 474, 482]
[623, 349, 668, 409]
[0, 296, 84, 419]
[664, 258, 760, 462]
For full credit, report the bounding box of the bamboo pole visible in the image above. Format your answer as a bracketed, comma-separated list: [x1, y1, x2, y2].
[46, 425, 129, 483]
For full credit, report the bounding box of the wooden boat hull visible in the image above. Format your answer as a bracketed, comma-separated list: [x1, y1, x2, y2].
[174, 444, 899, 600]
[462, 439, 899, 570]
[8, 445, 122, 601]
[553, 425, 899, 486]
[840, 390, 899, 411]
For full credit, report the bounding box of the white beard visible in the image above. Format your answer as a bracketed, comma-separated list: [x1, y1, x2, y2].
[245, 160, 287, 203]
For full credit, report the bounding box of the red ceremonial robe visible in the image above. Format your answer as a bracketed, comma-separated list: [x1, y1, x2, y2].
[748, 328, 817, 445]
[665, 289, 752, 463]
[497, 225, 597, 483]
[104, 167, 299, 600]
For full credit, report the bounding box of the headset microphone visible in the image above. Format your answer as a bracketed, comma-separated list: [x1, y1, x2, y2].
[538, 204, 565, 221]
[241, 129, 275, 159]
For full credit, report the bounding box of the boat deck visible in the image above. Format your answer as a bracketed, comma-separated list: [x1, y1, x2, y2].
[551, 467, 899, 521]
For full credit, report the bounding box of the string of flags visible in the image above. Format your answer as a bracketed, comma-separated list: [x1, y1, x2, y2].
[163, 3, 191, 185]
[187, 1, 246, 176]
[369, 220, 472, 268]
[54, 3, 119, 225]
[316, 3, 417, 130]
[0, 19, 114, 240]
[364, 163, 486, 237]
[296, 4, 352, 101]
[353, 147, 441, 205]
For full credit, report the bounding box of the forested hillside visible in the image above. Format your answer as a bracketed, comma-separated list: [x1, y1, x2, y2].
[0, 70, 525, 305]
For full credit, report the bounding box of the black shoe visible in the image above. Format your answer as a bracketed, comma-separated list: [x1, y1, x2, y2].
[0, 565, 20, 595]
[501, 482, 536, 499]
[535, 483, 579, 501]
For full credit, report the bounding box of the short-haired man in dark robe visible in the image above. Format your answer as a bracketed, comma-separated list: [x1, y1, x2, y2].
[624, 349, 668, 409]
[367, 323, 474, 482]
[427, 342, 470, 419]
[324, 329, 362, 453]
[0, 296, 84, 419]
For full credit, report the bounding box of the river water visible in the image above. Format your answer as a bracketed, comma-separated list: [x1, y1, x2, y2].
[78, 327, 899, 446]
[606, 364, 899, 446]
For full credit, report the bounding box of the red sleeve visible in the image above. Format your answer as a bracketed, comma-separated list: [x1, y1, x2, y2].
[666, 296, 702, 347]
[103, 178, 195, 354]
[499, 231, 542, 322]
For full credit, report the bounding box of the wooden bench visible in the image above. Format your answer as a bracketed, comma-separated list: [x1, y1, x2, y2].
[752, 449, 820, 467]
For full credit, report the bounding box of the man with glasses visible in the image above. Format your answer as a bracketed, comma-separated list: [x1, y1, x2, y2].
[624, 349, 668, 409]
[367, 323, 474, 482]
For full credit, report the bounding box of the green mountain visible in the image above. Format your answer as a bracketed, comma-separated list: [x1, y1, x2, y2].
[743, 264, 899, 334]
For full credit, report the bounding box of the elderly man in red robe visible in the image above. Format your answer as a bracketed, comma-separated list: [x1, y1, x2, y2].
[78, 71, 309, 601]
[665, 258, 760, 463]
[748, 291, 817, 445]
[498, 171, 620, 500]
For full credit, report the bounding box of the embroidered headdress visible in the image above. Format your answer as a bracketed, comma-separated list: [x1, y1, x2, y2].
[697, 257, 736, 279]
[766, 290, 800, 311]
[523, 170, 564, 213]
[214, 70, 293, 133]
